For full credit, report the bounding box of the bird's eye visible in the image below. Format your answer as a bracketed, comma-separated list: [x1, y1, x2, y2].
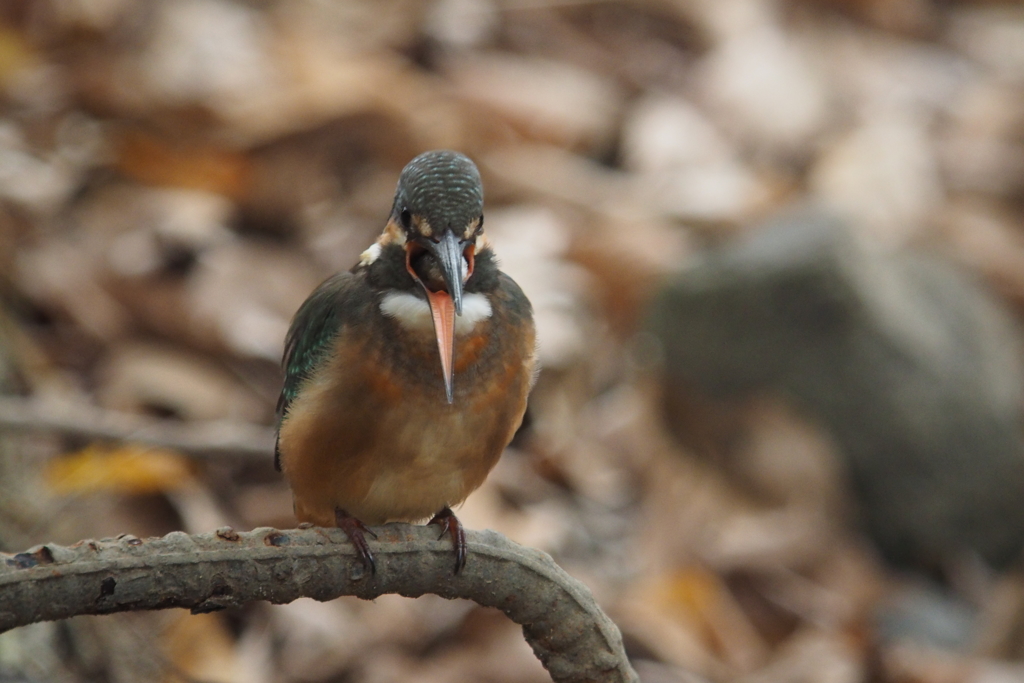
[400, 209, 412, 230]
[475, 215, 484, 235]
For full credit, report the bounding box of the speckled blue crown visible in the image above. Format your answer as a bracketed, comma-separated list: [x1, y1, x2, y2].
[394, 151, 484, 232]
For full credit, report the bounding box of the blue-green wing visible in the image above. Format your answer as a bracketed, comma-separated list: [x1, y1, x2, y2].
[275, 273, 353, 470]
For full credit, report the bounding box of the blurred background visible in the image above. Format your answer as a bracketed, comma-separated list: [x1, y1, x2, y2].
[1, 0, 1024, 681]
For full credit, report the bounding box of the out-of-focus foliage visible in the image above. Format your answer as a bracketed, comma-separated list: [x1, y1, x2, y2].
[0, 0, 1023, 681]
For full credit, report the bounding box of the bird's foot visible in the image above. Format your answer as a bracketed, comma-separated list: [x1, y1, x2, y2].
[334, 508, 377, 575]
[428, 506, 466, 574]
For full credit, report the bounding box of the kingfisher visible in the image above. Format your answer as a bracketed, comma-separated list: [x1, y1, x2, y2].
[275, 150, 537, 574]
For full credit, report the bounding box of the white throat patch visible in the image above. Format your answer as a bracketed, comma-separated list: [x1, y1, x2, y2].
[380, 291, 492, 335]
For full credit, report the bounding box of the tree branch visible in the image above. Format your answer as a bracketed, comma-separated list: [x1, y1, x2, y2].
[0, 524, 638, 683]
[0, 395, 274, 459]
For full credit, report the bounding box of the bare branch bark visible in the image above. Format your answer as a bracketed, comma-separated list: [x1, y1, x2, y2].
[0, 395, 274, 459]
[0, 523, 638, 683]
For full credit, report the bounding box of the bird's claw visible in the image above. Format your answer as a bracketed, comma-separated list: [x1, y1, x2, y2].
[428, 506, 467, 574]
[334, 508, 376, 575]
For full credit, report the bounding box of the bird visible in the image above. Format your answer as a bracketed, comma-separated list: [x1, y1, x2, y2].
[275, 150, 537, 574]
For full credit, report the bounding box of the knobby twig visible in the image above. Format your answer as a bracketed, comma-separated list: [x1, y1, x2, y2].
[0, 395, 274, 459]
[0, 523, 638, 683]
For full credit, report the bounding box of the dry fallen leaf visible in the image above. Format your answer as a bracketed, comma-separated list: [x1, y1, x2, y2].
[115, 130, 252, 199]
[45, 444, 195, 496]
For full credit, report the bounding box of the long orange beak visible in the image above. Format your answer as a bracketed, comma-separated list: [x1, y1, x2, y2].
[406, 231, 475, 404]
[424, 288, 455, 403]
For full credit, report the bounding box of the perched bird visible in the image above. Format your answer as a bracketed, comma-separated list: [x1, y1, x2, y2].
[276, 150, 536, 573]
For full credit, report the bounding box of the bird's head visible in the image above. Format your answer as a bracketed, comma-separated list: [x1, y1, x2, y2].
[369, 150, 485, 403]
[391, 150, 484, 318]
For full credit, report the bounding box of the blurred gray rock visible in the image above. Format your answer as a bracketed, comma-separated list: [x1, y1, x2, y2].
[647, 210, 1024, 570]
[875, 583, 977, 652]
